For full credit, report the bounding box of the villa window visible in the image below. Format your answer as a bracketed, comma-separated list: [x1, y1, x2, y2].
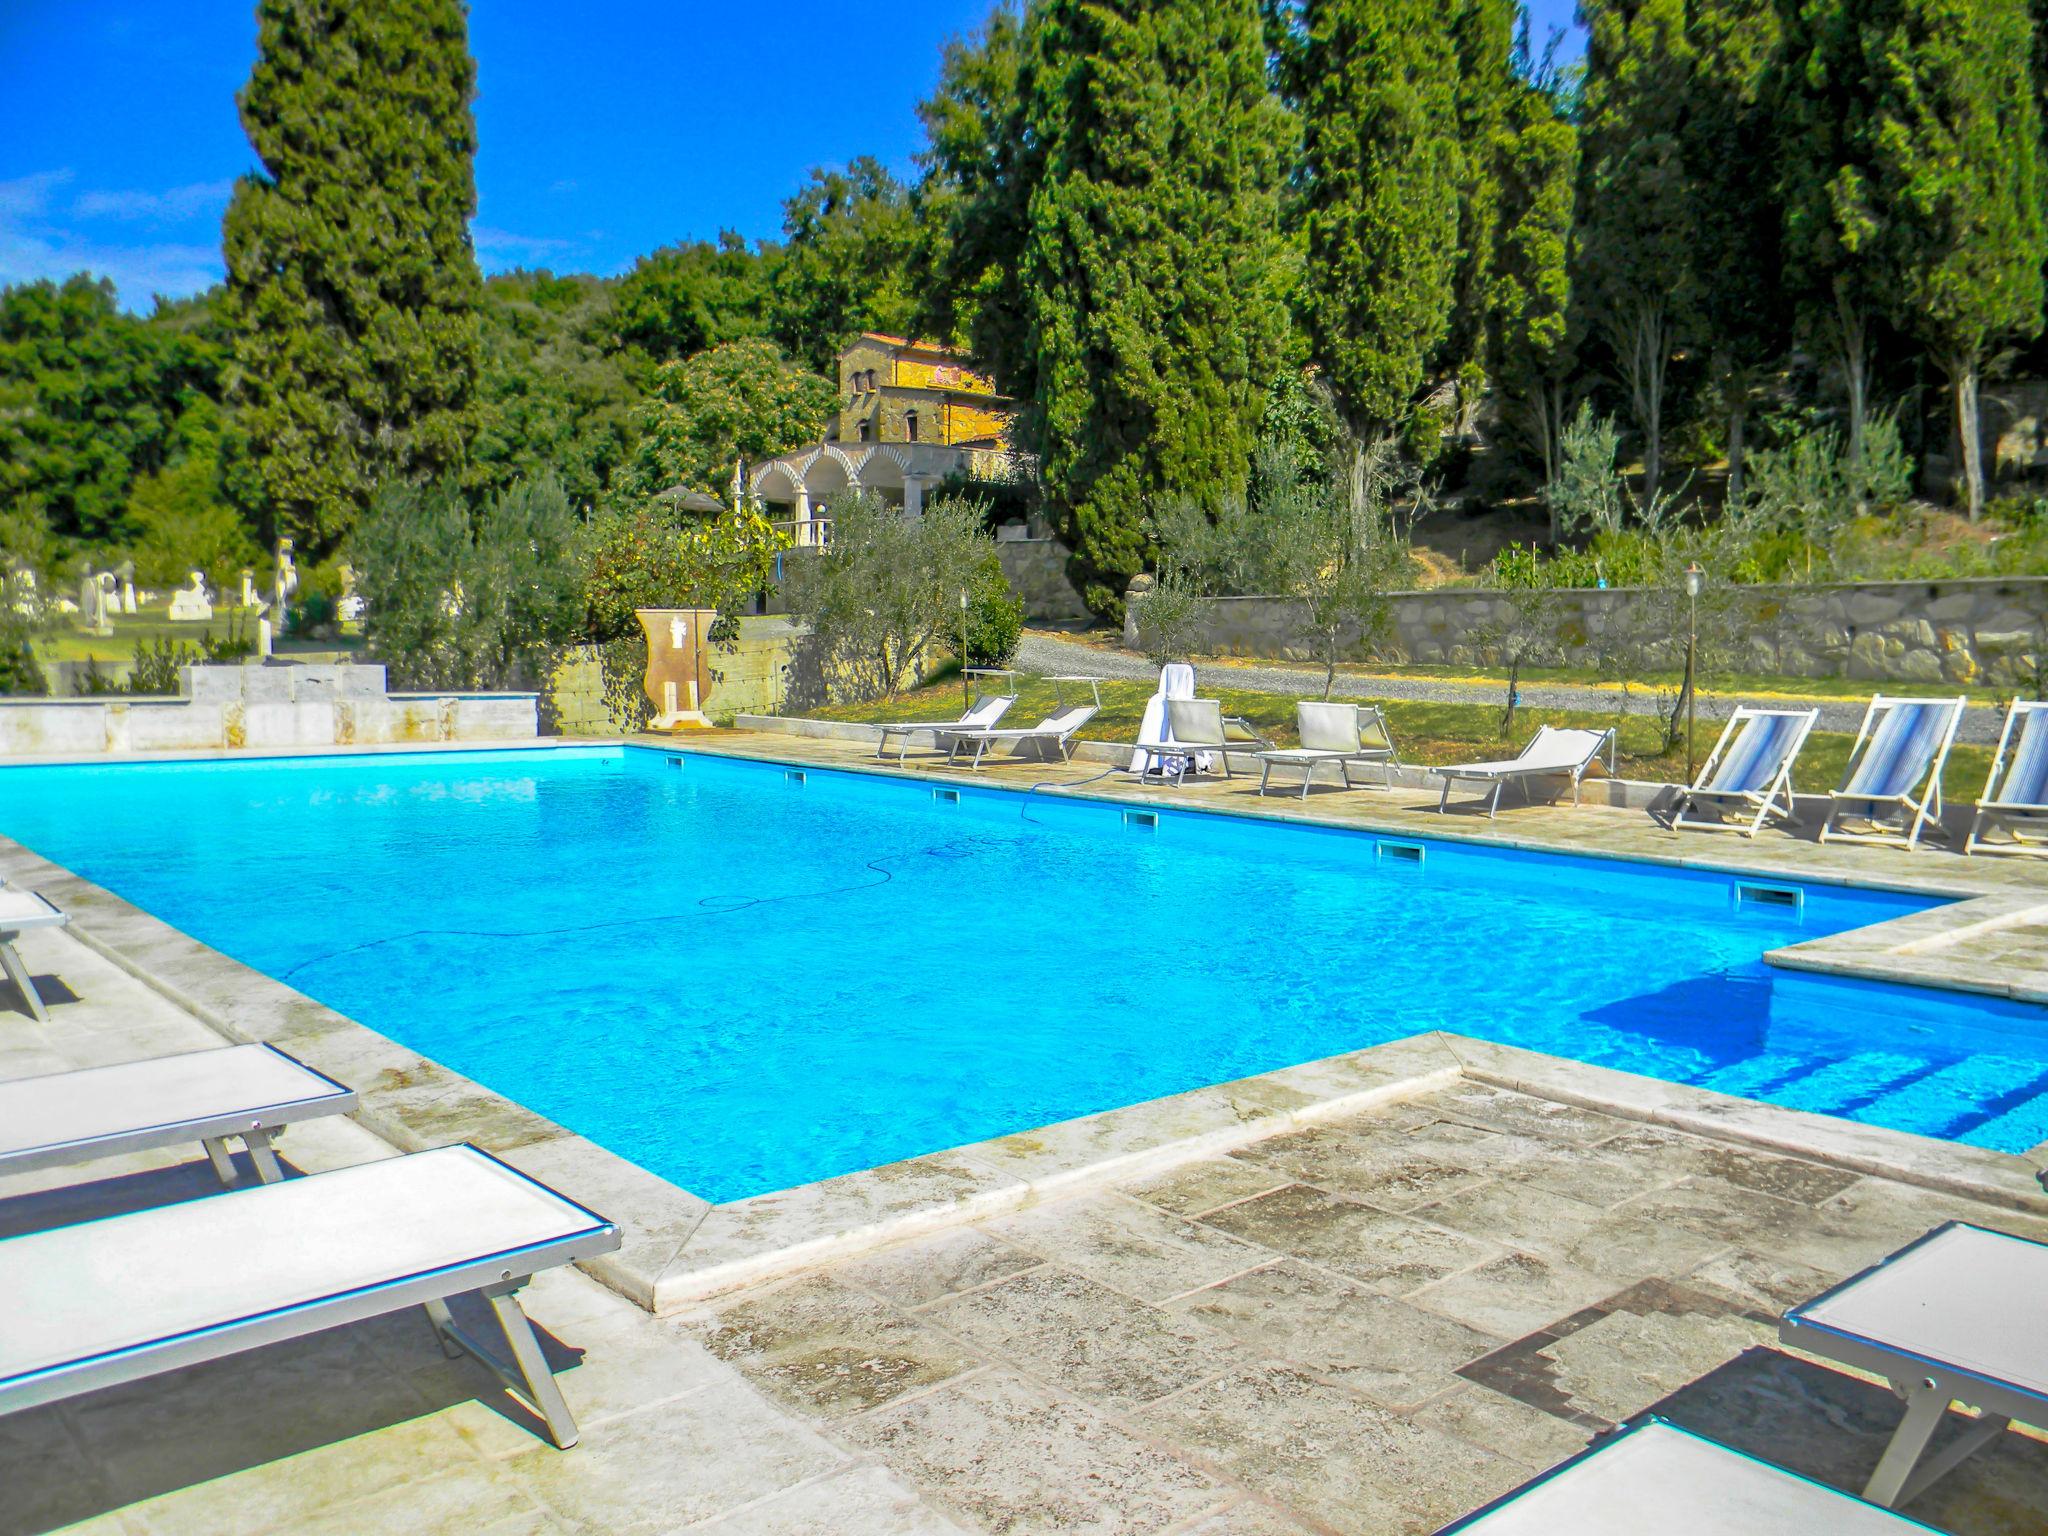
[858, 418, 871, 442]
[905, 410, 919, 442]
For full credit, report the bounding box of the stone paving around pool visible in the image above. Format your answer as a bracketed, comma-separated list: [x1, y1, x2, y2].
[3, 728, 2048, 1534]
[4, 915, 2048, 1534]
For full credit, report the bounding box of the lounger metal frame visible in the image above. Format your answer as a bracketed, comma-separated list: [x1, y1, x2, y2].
[0, 1144, 621, 1449]
[874, 670, 1019, 764]
[1818, 695, 1965, 852]
[0, 888, 68, 1024]
[1780, 1221, 2048, 1510]
[1255, 704, 1401, 799]
[1135, 699, 1270, 786]
[0, 1043, 356, 1186]
[1965, 698, 2048, 858]
[1671, 706, 1819, 838]
[1434, 726, 1616, 818]
[941, 676, 1102, 770]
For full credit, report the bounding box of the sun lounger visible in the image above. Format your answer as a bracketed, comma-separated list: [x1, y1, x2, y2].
[1434, 1418, 1938, 1533]
[1255, 702, 1400, 798]
[1779, 1220, 2048, 1508]
[0, 1144, 621, 1448]
[0, 1044, 355, 1186]
[0, 887, 68, 1023]
[1819, 695, 1965, 851]
[875, 685, 1016, 764]
[1672, 706, 1819, 837]
[1434, 725, 1614, 817]
[1134, 698, 1270, 785]
[1965, 698, 2048, 857]
[942, 676, 1103, 769]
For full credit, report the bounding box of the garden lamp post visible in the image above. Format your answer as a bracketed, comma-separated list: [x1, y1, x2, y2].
[960, 589, 971, 710]
[1683, 563, 1704, 781]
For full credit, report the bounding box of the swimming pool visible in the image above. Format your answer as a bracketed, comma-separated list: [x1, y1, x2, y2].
[5, 745, 2045, 1200]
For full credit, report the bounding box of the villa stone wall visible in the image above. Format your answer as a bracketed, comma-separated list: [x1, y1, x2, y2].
[0, 662, 537, 757]
[1127, 577, 2047, 687]
[996, 536, 1090, 623]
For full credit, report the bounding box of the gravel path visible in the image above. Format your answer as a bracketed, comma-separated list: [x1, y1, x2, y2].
[1016, 632, 2006, 743]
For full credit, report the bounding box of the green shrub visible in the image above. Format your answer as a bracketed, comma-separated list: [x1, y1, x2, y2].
[962, 551, 1023, 668]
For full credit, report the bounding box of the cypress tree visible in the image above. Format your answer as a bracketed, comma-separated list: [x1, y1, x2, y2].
[1441, 0, 1519, 433]
[1491, 36, 1580, 527]
[1681, 0, 1788, 508]
[1574, 0, 1696, 509]
[223, 0, 484, 554]
[1014, 0, 1289, 617]
[1298, 0, 1463, 489]
[1880, 0, 2044, 520]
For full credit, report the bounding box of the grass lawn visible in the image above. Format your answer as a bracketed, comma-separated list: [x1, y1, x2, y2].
[33, 610, 361, 669]
[809, 671, 1997, 804]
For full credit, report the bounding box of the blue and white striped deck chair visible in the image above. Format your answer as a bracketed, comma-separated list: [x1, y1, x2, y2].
[1966, 698, 2048, 857]
[1672, 706, 1818, 837]
[1819, 695, 1965, 851]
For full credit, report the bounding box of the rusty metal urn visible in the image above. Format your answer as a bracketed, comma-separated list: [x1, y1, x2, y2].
[636, 607, 716, 729]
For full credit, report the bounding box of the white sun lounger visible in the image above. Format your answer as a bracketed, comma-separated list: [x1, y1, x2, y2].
[1255, 701, 1400, 798]
[1672, 707, 1819, 837]
[1434, 725, 1614, 817]
[1434, 1418, 1938, 1533]
[1779, 1221, 2048, 1509]
[1965, 698, 2048, 857]
[0, 887, 68, 1023]
[942, 676, 1102, 769]
[0, 1144, 621, 1448]
[875, 678, 1017, 764]
[0, 1044, 356, 1186]
[1135, 698, 1270, 785]
[1819, 695, 1965, 851]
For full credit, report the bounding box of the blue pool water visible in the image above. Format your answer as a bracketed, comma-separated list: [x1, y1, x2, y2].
[4, 745, 2046, 1200]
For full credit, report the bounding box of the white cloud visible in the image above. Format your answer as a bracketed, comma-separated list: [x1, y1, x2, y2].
[0, 167, 221, 308]
[0, 169, 74, 219]
[72, 179, 235, 224]
[471, 222, 579, 265]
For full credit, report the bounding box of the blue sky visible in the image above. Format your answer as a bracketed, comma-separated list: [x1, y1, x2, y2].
[0, 1, 1584, 311]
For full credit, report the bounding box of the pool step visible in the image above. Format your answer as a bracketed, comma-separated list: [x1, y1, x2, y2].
[1696, 1053, 1814, 1102]
[1958, 1096, 2048, 1156]
[1855, 1055, 2048, 1140]
[1765, 1052, 1933, 1118]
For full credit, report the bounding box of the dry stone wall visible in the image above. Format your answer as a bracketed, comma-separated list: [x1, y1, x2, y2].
[1129, 578, 2047, 688]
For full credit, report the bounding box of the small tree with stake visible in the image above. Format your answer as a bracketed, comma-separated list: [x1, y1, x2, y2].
[1471, 544, 1565, 740]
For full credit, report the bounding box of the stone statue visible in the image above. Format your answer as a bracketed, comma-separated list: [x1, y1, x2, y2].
[167, 572, 213, 622]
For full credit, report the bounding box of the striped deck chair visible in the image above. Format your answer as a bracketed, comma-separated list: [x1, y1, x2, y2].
[1671, 707, 1818, 837]
[1819, 696, 1965, 851]
[1965, 698, 2048, 857]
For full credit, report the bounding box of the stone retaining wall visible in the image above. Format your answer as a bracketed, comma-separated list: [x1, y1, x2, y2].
[0, 661, 537, 756]
[996, 536, 1090, 622]
[1129, 577, 2047, 688]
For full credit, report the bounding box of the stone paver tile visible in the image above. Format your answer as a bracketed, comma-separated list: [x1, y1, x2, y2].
[1799, 1178, 2048, 1274]
[1414, 1180, 1612, 1264]
[1137, 1364, 1526, 1535]
[833, 1228, 1043, 1311]
[842, 1367, 1224, 1536]
[1411, 1250, 1623, 1340]
[1409, 1384, 1591, 1473]
[1507, 1141, 1683, 1208]
[1538, 1305, 1776, 1425]
[701, 1274, 978, 1420]
[690, 1463, 972, 1535]
[1235, 1125, 1498, 1211]
[1684, 1248, 1840, 1315]
[1162, 1499, 1320, 1535]
[984, 1192, 1271, 1304]
[1604, 1176, 1817, 1249]
[62, 1329, 451, 1507]
[507, 1377, 845, 1535]
[1199, 1185, 1499, 1296]
[0, 1403, 121, 1536]
[1685, 1144, 1863, 1206]
[1121, 1158, 1291, 1219]
[276, 1465, 562, 1536]
[1411, 1083, 1629, 1147]
[1170, 1259, 1500, 1411]
[116, 1413, 488, 1536]
[929, 1266, 1243, 1410]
